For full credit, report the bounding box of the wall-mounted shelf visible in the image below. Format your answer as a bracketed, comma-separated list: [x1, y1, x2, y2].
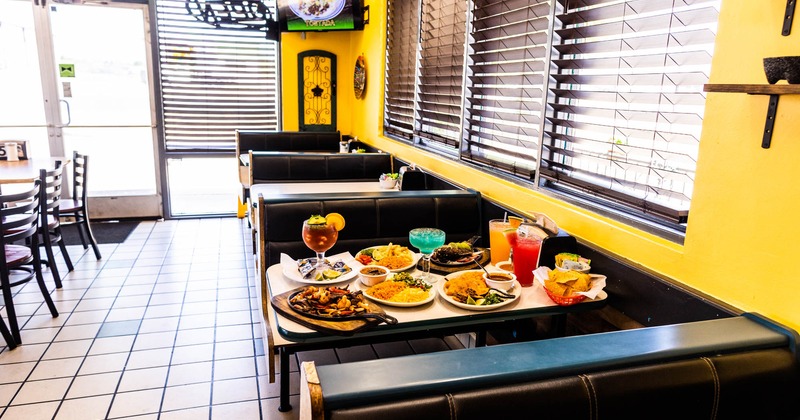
[704, 84, 800, 148]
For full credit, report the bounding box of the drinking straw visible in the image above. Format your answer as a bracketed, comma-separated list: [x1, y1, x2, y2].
[503, 212, 508, 223]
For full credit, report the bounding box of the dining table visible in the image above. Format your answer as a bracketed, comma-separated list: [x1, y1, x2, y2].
[249, 180, 398, 202]
[259, 258, 608, 412]
[0, 157, 69, 184]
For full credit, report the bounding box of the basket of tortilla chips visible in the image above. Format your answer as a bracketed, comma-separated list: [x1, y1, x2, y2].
[533, 266, 607, 306]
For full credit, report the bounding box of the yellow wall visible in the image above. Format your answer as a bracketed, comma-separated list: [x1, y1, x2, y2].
[283, 2, 800, 331]
[280, 30, 356, 134]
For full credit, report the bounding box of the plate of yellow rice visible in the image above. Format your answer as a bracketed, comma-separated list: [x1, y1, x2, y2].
[362, 273, 435, 307]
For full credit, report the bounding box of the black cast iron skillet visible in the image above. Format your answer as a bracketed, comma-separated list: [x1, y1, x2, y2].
[288, 290, 399, 325]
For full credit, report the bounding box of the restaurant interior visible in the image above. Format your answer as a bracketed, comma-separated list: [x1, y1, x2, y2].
[1, 0, 800, 419]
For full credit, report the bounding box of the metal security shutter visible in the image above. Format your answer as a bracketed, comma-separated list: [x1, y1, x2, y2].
[156, 0, 280, 153]
[384, 0, 420, 141]
[463, 0, 552, 179]
[415, 0, 467, 148]
[542, 0, 719, 223]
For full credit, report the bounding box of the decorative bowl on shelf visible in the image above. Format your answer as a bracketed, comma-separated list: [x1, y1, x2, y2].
[763, 56, 800, 84]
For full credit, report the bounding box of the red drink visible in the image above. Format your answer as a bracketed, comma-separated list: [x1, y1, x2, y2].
[512, 237, 541, 287]
[504, 224, 545, 287]
[302, 223, 338, 253]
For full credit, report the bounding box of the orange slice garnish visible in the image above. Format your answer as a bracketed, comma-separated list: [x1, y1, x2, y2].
[508, 216, 525, 228]
[326, 213, 346, 231]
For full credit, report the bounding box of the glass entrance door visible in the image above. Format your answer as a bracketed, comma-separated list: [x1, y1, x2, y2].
[0, 0, 162, 218]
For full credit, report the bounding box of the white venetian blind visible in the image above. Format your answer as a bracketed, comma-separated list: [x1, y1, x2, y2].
[542, 0, 720, 222]
[155, 0, 280, 152]
[384, 0, 420, 140]
[414, 0, 467, 147]
[463, 0, 552, 178]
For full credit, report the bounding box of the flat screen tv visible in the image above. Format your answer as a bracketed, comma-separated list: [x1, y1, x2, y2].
[277, 0, 365, 32]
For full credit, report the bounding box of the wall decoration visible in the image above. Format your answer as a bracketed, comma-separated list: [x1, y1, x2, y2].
[354, 55, 366, 99]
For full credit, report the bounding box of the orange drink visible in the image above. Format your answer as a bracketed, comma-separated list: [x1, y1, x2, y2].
[489, 219, 512, 265]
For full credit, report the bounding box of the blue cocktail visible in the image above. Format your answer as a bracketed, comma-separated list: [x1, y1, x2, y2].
[409, 228, 446, 282]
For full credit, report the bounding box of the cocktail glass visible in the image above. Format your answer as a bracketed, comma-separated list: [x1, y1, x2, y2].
[302, 219, 339, 272]
[488, 219, 513, 265]
[504, 224, 545, 287]
[409, 228, 446, 282]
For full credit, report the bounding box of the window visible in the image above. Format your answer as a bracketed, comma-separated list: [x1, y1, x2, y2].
[416, 0, 468, 147]
[541, 0, 719, 223]
[155, 0, 280, 153]
[384, 0, 420, 140]
[384, 0, 719, 228]
[384, 0, 466, 148]
[463, 0, 551, 179]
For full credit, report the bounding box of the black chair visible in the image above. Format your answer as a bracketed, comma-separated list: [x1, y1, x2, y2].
[1, 180, 59, 345]
[59, 151, 101, 260]
[39, 164, 74, 288]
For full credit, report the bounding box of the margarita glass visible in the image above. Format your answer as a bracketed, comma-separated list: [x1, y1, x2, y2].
[302, 213, 345, 272]
[409, 228, 446, 282]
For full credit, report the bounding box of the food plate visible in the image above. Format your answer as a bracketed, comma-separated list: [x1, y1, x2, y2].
[289, 0, 346, 21]
[282, 264, 357, 285]
[355, 245, 420, 272]
[360, 275, 436, 308]
[430, 249, 484, 266]
[438, 270, 521, 311]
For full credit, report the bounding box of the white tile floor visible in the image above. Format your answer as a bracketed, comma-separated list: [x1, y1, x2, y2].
[1, 217, 466, 420]
[0, 218, 302, 420]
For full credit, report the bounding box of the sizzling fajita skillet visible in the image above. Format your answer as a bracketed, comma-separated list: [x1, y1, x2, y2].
[270, 286, 397, 336]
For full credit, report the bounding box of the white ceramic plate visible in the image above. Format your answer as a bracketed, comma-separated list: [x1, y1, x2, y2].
[282, 264, 357, 285]
[289, 0, 346, 21]
[438, 270, 521, 311]
[360, 276, 436, 308]
[355, 246, 420, 273]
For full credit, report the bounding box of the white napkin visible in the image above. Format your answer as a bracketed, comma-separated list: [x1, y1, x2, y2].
[533, 266, 606, 299]
[280, 252, 357, 275]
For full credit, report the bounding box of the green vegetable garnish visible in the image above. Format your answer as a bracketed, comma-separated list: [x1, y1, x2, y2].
[481, 293, 504, 305]
[391, 272, 432, 290]
[308, 215, 327, 225]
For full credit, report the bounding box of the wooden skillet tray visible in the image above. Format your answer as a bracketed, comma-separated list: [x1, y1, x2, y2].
[270, 287, 397, 336]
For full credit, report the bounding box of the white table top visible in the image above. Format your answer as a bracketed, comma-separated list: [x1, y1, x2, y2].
[250, 181, 398, 201]
[264, 260, 607, 346]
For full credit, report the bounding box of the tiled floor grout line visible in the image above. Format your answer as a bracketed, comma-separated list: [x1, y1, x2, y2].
[0, 219, 284, 419]
[0, 242, 114, 418]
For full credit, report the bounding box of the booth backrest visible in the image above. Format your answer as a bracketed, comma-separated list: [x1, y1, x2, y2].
[257, 190, 482, 266]
[301, 315, 800, 420]
[250, 152, 394, 184]
[236, 130, 341, 154]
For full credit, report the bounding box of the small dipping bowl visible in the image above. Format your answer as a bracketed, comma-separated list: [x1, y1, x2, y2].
[483, 271, 516, 291]
[555, 260, 591, 274]
[359, 265, 389, 286]
[495, 260, 513, 272]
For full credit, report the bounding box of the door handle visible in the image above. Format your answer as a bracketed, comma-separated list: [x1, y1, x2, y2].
[59, 99, 71, 127]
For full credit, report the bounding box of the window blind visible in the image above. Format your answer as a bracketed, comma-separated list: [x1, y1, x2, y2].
[463, 0, 553, 179]
[384, 0, 420, 141]
[414, 0, 467, 147]
[156, 0, 280, 153]
[542, 0, 719, 222]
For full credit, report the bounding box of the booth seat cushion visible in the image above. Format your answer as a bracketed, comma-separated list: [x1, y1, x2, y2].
[259, 190, 481, 266]
[251, 153, 394, 183]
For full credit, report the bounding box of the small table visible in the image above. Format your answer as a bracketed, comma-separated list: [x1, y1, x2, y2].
[249, 181, 397, 202]
[260, 262, 607, 412]
[0, 158, 68, 184]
